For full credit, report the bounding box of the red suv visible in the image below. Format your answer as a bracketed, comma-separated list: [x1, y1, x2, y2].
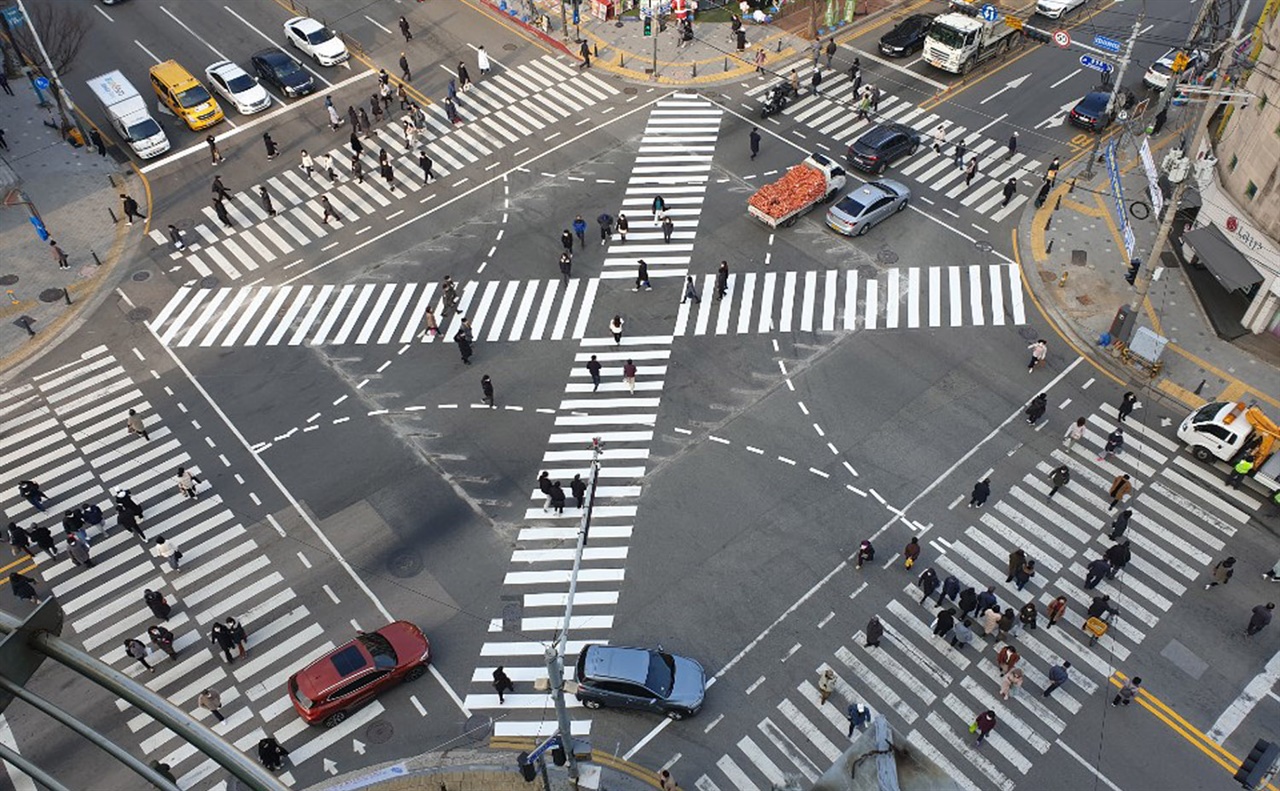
[288, 621, 431, 727]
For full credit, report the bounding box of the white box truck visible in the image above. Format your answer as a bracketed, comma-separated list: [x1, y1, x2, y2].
[86, 70, 170, 159]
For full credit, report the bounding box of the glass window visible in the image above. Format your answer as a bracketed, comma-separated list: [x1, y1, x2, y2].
[1201, 424, 1232, 441]
[175, 84, 212, 109]
[227, 73, 256, 93]
[1246, 181, 1258, 200]
[1230, 155, 1238, 171]
[307, 27, 335, 45]
[358, 632, 399, 669]
[644, 652, 676, 698]
[329, 644, 370, 677]
[331, 670, 388, 699]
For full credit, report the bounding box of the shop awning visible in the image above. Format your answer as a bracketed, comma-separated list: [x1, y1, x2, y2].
[1183, 224, 1263, 292]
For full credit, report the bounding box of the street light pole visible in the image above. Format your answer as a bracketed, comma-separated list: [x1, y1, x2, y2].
[1085, 17, 1142, 179]
[14, 0, 82, 143]
[1133, 0, 1252, 306]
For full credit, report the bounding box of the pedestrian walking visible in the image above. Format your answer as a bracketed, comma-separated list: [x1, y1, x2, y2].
[817, 668, 836, 704]
[261, 132, 279, 161]
[714, 261, 730, 301]
[609, 315, 624, 345]
[67, 534, 93, 567]
[964, 157, 978, 187]
[1228, 456, 1256, 489]
[10, 573, 38, 604]
[903, 537, 921, 570]
[1013, 560, 1036, 591]
[659, 770, 678, 791]
[578, 39, 591, 69]
[571, 475, 587, 509]
[444, 94, 462, 125]
[823, 36, 837, 67]
[120, 193, 145, 225]
[349, 129, 363, 158]
[1001, 177, 1017, 207]
[1046, 595, 1068, 628]
[325, 96, 342, 130]
[616, 213, 629, 243]
[981, 607, 1001, 637]
[1205, 557, 1236, 589]
[572, 215, 587, 249]
[932, 607, 956, 637]
[811, 66, 823, 96]
[871, 84, 881, 111]
[455, 330, 473, 365]
[399, 52, 411, 81]
[457, 62, 472, 90]
[259, 185, 277, 216]
[681, 275, 700, 304]
[1005, 549, 1026, 583]
[210, 622, 237, 663]
[398, 15, 412, 41]
[62, 509, 85, 545]
[1098, 427, 1126, 461]
[1117, 391, 1138, 421]
[1265, 556, 1280, 580]
[29, 525, 55, 559]
[918, 567, 939, 604]
[1112, 677, 1141, 706]
[958, 586, 978, 617]
[538, 472, 554, 511]
[47, 239, 70, 270]
[846, 701, 871, 736]
[423, 306, 438, 337]
[371, 93, 384, 123]
[318, 152, 336, 181]
[1105, 540, 1132, 578]
[597, 212, 613, 245]
[125, 638, 156, 672]
[258, 737, 289, 772]
[855, 540, 875, 569]
[1019, 601, 1038, 630]
[1025, 392, 1047, 425]
[579, 355, 601, 395]
[1247, 603, 1275, 635]
[947, 618, 975, 650]
[976, 586, 998, 616]
[931, 122, 948, 154]
[996, 645, 1020, 676]
[661, 213, 675, 243]
[971, 709, 997, 746]
[493, 666, 515, 703]
[80, 502, 105, 541]
[359, 107, 372, 137]
[213, 196, 233, 228]
[207, 135, 224, 165]
[300, 149, 314, 177]
[938, 574, 960, 607]
[418, 151, 434, 182]
[199, 689, 225, 721]
[477, 45, 492, 76]
[1107, 473, 1132, 510]
[176, 467, 201, 499]
[1006, 131, 1018, 159]
[144, 588, 170, 620]
[560, 229, 574, 255]
[125, 408, 149, 441]
[1084, 557, 1111, 589]
[1027, 339, 1047, 371]
[226, 617, 248, 657]
[320, 195, 341, 224]
[18, 480, 48, 511]
[623, 359, 637, 394]
[481, 375, 495, 408]
[865, 615, 884, 648]
[351, 155, 364, 184]
[167, 224, 184, 250]
[1109, 508, 1133, 540]
[953, 138, 967, 168]
[1063, 417, 1086, 447]
[154, 535, 181, 570]
[1043, 661, 1071, 697]
[969, 477, 991, 507]
[7, 523, 34, 559]
[148, 625, 178, 659]
[1000, 667, 1024, 700]
[749, 126, 760, 160]
[89, 127, 106, 156]
[549, 481, 566, 514]
[559, 252, 572, 283]
[1047, 464, 1070, 498]
[381, 159, 397, 190]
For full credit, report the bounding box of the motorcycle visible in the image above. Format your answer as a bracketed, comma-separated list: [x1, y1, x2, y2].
[761, 84, 793, 119]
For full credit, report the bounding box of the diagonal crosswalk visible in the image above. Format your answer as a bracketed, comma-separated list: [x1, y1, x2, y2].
[147, 56, 619, 282]
[0, 346, 384, 789]
[462, 94, 721, 739]
[746, 58, 1044, 225]
[690, 401, 1259, 790]
[147, 263, 1027, 348]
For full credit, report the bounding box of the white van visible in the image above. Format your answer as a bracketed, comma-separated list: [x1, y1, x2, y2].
[86, 70, 170, 159]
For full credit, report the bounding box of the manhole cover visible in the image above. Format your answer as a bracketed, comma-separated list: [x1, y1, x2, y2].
[974, 240, 993, 253]
[387, 551, 422, 578]
[38, 289, 66, 303]
[463, 714, 492, 744]
[1017, 327, 1039, 340]
[0, 274, 17, 286]
[365, 720, 394, 744]
[503, 43, 518, 51]
[1071, 249, 1087, 266]
[131, 271, 151, 282]
[199, 276, 220, 289]
[876, 248, 898, 265]
[502, 599, 522, 633]
[128, 307, 152, 323]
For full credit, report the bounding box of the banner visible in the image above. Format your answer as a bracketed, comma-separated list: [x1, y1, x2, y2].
[844, 0, 857, 22]
[825, 0, 837, 27]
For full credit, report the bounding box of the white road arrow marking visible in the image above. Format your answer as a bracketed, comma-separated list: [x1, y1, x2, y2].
[352, 739, 366, 755]
[323, 758, 339, 775]
[1036, 99, 1079, 129]
[980, 73, 1031, 105]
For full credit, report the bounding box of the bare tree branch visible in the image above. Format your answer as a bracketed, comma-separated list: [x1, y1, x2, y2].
[14, 0, 91, 76]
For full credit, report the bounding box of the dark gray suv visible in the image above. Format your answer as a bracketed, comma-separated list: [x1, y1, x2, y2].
[574, 645, 706, 720]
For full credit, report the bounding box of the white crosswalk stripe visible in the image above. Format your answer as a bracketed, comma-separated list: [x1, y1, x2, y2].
[0, 346, 370, 789]
[148, 56, 619, 281]
[745, 57, 1043, 223]
[691, 400, 1262, 790]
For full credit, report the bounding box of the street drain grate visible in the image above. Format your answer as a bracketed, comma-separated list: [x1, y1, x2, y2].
[462, 714, 492, 744]
[366, 721, 394, 744]
[502, 597, 522, 633]
[128, 308, 152, 323]
[388, 552, 422, 578]
[1071, 250, 1087, 267]
[132, 271, 151, 282]
[876, 248, 898, 265]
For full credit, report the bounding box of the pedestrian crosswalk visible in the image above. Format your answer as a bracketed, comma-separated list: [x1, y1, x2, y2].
[746, 59, 1044, 225]
[462, 95, 718, 739]
[147, 56, 619, 282]
[689, 401, 1260, 790]
[0, 346, 374, 789]
[148, 262, 1028, 348]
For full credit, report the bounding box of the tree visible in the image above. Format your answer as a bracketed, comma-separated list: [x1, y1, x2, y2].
[13, 0, 91, 76]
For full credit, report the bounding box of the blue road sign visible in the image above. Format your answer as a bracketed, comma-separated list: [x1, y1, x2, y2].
[526, 736, 560, 764]
[1093, 34, 1121, 53]
[33, 76, 49, 91]
[980, 4, 999, 21]
[1, 6, 23, 28]
[29, 216, 48, 242]
[1080, 55, 1115, 73]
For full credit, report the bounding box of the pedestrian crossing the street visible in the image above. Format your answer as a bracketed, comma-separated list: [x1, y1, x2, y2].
[147, 55, 619, 282]
[0, 346, 373, 789]
[746, 59, 1043, 225]
[689, 401, 1260, 790]
[676, 264, 1027, 335]
[462, 95, 719, 739]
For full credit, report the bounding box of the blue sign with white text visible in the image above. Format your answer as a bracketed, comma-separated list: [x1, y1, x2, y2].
[1080, 55, 1115, 73]
[1093, 35, 1121, 53]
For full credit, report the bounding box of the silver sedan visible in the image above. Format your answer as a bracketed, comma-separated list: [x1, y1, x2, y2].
[825, 179, 911, 237]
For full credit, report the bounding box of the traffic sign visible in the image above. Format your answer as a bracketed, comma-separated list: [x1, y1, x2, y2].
[1053, 29, 1071, 48]
[1093, 34, 1122, 53]
[1, 6, 23, 28]
[33, 76, 49, 91]
[1079, 55, 1114, 74]
[980, 4, 999, 21]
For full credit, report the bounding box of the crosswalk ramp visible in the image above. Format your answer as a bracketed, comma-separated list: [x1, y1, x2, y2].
[746, 58, 1041, 224]
[0, 346, 378, 789]
[675, 264, 1028, 334]
[147, 55, 619, 282]
[692, 401, 1259, 790]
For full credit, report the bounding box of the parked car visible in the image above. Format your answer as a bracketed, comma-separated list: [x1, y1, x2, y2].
[1143, 48, 1207, 90]
[251, 48, 316, 97]
[1068, 91, 1114, 131]
[1035, 0, 1085, 19]
[575, 644, 705, 720]
[847, 122, 920, 174]
[879, 14, 934, 57]
[284, 16, 349, 66]
[826, 180, 911, 236]
[205, 61, 271, 114]
[288, 621, 430, 727]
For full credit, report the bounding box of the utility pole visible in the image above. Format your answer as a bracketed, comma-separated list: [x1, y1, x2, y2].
[1152, 0, 1218, 122]
[1085, 17, 1142, 179]
[14, 0, 83, 144]
[1133, 0, 1252, 308]
[561, 0, 569, 42]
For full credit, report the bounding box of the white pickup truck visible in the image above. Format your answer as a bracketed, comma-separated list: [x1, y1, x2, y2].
[1178, 402, 1280, 491]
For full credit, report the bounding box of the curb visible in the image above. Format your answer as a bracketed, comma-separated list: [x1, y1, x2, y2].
[472, 0, 574, 57]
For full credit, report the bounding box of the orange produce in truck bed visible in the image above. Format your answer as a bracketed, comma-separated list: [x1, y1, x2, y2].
[748, 164, 826, 216]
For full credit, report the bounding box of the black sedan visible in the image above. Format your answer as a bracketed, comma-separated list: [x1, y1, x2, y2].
[1068, 91, 1113, 131]
[847, 122, 920, 174]
[251, 48, 315, 98]
[879, 14, 934, 57]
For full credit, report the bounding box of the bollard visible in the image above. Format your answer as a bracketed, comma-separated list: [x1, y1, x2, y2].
[108, 208, 118, 224]
[692, 62, 697, 77]
[619, 52, 625, 67]
[1193, 379, 1206, 395]
[1068, 178, 1076, 194]
[91, 249, 102, 266]
[62, 288, 72, 306]
[1046, 237, 1054, 255]
[724, 56, 728, 71]
[1058, 271, 1068, 287]
[1044, 214, 1052, 232]
[594, 43, 599, 57]
[15, 316, 35, 337]
[1054, 194, 1061, 211]
[776, 39, 782, 53]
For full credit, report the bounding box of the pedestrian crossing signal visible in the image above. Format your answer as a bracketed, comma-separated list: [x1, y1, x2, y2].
[1171, 52, 1190, 72]
[644, 16, 652, 35]
[1234, 739, 1279, 788]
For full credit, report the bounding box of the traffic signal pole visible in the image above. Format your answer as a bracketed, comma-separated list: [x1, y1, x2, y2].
[1084, 17, 1142, 179]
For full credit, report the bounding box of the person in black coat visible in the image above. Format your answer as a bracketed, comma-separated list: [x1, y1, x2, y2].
[1108, 509, 1132, 540]
[968, 478, 991, 508]
[258, 737, 289, 771]
[932, 607, 956, 636]
[29, 525, 56, 558]
[958, 586, 978, 617]
[918, 567, 939, 605]
[549, 482, 566, 514]
[210, 622, 236, 663]
[144, 589, 171, 620]
[570, 475, 587, 509]
[10, 573, 38, 603]
[1025, 393, 1048, 425]
[8, 523, 35, 558]
[937, 574, 960, 606]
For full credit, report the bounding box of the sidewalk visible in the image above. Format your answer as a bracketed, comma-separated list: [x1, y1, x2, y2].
[1015, 133, 1280, 414]
[307, 748, 661, 791]
[0, 75, 136, 376]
